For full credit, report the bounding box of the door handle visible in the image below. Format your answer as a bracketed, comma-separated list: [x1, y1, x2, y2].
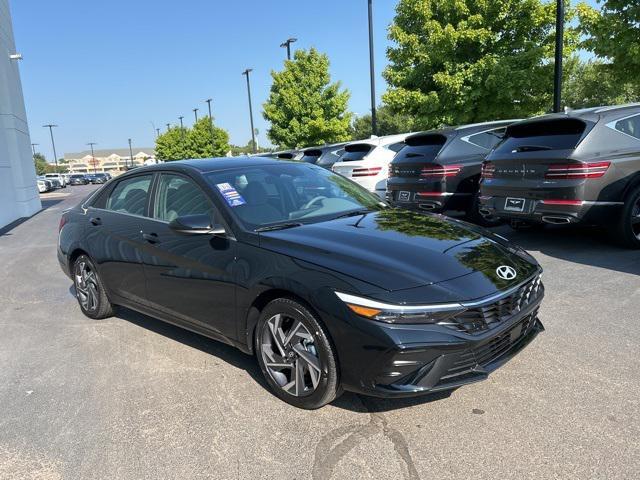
[89, 217, 101, 226]
[142, 232, 159, 244]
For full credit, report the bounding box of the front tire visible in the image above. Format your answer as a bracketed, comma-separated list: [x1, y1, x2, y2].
[255, 298, 340, 409]
[615, 186, 640, 248]
[73, 254, 114, 319]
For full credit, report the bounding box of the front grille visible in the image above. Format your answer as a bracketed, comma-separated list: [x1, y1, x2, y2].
[443, 309, 538, 378]
[445, 275, 543, 334]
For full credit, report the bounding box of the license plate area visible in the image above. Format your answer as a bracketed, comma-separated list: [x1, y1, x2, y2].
[397, 191, 412, 202]
[504, 197, 525, 212]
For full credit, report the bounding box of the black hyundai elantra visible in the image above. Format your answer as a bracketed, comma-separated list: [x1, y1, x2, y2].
[58, 157, 544, 409]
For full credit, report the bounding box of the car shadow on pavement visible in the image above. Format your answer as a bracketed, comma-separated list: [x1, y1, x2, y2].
[491, 224, 640, 276]
[332, 390, 454, 413]
[0, 198, 66, 237]
[111, 305, 268, 389]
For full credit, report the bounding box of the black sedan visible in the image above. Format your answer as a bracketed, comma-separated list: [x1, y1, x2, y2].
[57, 157, 544, 409]
[68, 174, 90, 185]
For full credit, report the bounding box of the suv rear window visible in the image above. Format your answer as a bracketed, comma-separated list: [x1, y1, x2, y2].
[393, 134, 447, 163]
[337, 144, 373, 162]
[300, 149, 322, 163]
[495, 119, 586, 153]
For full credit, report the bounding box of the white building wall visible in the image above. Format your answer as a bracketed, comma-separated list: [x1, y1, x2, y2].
[0, 0, 40, 228]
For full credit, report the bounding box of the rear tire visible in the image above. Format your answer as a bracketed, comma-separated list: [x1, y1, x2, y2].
[73, 254, 114, 319]
[615, 186, 640, 249]
[255, 298, 340, 409]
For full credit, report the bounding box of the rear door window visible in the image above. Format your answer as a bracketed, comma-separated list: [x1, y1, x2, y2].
[337, 144, 373, 162]
[464, 128, 506, 150]
[154, 174, 214, 222]
[495, 119, 586, 153]
[611, 114, 640, 140]
[105, 175, 152, 216]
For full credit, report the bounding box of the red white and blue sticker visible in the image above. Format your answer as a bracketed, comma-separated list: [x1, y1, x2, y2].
[216, 183, 246, 207]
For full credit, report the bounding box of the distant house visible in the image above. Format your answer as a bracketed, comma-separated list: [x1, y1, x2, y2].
[64, 148, 158, 175]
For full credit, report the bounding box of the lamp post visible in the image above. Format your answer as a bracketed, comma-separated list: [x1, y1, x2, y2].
[193, 108, 199, 123]
[128, 138, 134, 169]
[166, 123, 171, 132]
[43, 124, 59, 173]
[205, 98, 215, 155]
[156, 128, 160, 138]
[367, 0, 377, 136]
[280, 37, 297, 60]
[242, 69, 257, 153]
[31, 143, 38, 157]
[553, 0, 565, 113]
[87, 142, 98, 174]
[178, 116, 185, 158]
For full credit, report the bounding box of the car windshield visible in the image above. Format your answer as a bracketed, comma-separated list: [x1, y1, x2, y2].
[205, 163, 387, 230]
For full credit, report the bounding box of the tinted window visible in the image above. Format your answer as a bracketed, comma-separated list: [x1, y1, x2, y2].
[386, 142, 405, 153]
[154, 174, 214, 222]
[337, 144, 373, 162]
[205, 163, 385, 229]
[300, 149, 322, 164]
[613, 115, 640, 140]
[393, 134, 446, 164]
[495, 119, 586, 153]
[465, 128, 506, 150]
[317, 148, 345, 166]
[105, 175, 152, 216]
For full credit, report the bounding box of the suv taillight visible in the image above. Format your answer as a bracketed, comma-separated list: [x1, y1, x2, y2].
[481, 161, 495, 179]
[545, 161, 611, 179]
[420, 164, 462, 178]
[352, 166, 383, 177]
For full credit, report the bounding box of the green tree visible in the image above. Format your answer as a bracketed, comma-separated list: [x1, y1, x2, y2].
[563, 60, 640, 109]
[33, 153, 48, 175]
[383, 0, 579, 129]
[578, 0, 640, 87]
[263, 48, 353, 148]
[352, 105, 416, 140]
[156, 118, 230, 161]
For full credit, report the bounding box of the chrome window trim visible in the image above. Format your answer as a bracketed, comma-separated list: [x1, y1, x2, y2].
[459, 127, 507, 150]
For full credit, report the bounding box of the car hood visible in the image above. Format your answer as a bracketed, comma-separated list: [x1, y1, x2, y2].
[258, 209, 539, 292]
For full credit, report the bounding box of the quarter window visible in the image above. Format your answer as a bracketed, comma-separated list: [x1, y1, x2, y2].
[465, 128, 507, 150]
[105, 175, 152, 216]
[613, 115, 640, 140]
[154, 174, 214, 222]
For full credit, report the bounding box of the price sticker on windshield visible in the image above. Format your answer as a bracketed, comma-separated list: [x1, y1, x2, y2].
[216, 183, 246, 207]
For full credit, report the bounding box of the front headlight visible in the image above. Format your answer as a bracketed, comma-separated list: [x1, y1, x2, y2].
[335, 291, 466, 324]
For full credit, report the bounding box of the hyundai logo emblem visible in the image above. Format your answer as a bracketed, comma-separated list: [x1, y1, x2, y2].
[496, 265, 517, 280]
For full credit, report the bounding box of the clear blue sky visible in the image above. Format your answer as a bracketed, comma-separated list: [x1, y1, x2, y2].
[12, 0, 598, 157]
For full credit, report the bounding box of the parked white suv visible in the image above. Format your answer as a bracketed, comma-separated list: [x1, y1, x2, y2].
[44, 173, 67, 187]
[331, 134, 409, 198]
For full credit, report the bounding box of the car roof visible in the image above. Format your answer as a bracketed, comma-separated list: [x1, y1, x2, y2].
[300, 142, 348, 154]
[512, 103, 640, 127]
[121, 156, 288, 175]
[345, 133, 412, 148]
[405, 119, 518, 142]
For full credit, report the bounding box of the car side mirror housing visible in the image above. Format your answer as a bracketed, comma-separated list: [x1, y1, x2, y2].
[168, 214, 225, 236]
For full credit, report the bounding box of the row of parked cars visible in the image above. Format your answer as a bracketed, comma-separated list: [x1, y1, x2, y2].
[37, 172, 112, 193]
[266, 103, 640, 248]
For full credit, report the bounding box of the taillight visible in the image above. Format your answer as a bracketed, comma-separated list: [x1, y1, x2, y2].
[545, 161, 610, 179]
[481, 161, 495, 179]
[59, 215, 67, 233]
[420, 164, 462, 178]
[541, 199, 584, 206]
[352, 167, 383, 177]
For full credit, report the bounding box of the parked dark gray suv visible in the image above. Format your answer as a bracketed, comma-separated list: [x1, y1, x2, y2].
[479, 104, 640, 247]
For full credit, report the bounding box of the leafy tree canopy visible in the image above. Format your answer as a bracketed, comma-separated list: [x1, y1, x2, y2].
[263, 48, 353, 149]
[352, 105, 416, 140]
[383, 0, 579, 129]
[578, 0, 640, 87]
[155, 117, 230, 162]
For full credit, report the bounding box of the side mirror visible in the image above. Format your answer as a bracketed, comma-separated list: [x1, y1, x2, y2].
[168, 214, 225, 236]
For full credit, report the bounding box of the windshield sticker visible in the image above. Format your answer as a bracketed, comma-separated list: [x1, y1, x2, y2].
[216, 183, 246, 207]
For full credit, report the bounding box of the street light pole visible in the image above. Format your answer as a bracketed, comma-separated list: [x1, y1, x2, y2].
[193, 108, 199, 123]
[205, 98, 215, 155]
[280, 37, 298, 60]
[128, 138, 134, 169]
[367, 0, 377, 136]
[242, 69, 257, 153]
[87, 142, 98, 174]
[553, 0, 565, 113]
[166, 123, 171, 132]
[156, 128, 160, 138]
[43, 124, 59, 173]
[31, 143, 38, 157]
[178, 116, 185, 158]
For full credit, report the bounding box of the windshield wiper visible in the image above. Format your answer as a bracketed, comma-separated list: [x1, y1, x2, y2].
[333, 209, 373, 219]
[254, 222, 303, 232]
[513, 145, 553, 152]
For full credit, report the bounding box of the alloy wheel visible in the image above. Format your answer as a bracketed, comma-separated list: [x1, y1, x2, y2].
[74, 260, 99, 312]
[631, 196, 640, 240]
[260, 313, 322, 397]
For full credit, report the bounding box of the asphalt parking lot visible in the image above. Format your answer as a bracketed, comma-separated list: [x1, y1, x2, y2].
[1, 184, 639, 480]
